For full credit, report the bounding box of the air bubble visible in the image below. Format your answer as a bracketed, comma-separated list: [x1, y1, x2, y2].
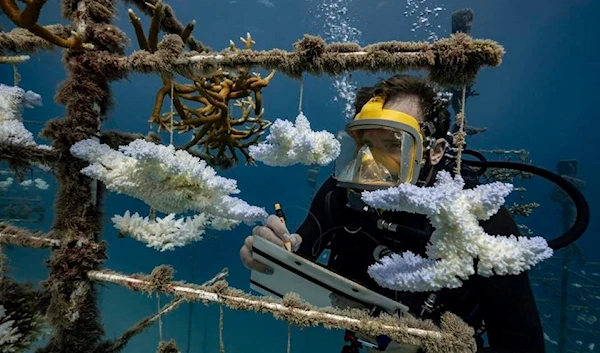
[312, 0, 362, 121]
[405, 0, 446, 41]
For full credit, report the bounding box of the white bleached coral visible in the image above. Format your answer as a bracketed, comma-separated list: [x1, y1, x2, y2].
[248, 112, 341, 166]
[111, 210, 238, 251]
[0, 84, 44, 147]
[70, 138, 267, 225]
[0, 177, 13, 191]
[1, 177, 49, 191]
[71, 139, 267, 251]
[19, 178, 49, 190]
[0, 84, 42, 120]
[71, 138, 267, 250]
[361, 171, 553, 292]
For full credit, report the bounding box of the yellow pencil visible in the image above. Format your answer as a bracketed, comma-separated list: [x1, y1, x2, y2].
[275, 203, 292, 251]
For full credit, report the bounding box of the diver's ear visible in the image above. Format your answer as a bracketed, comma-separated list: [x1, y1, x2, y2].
[428, 138, 446, 166]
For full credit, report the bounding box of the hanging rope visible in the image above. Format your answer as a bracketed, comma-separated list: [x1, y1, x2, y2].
[298, 77, 304, 114]
[219, 306, 225, 353]
[185, 245, 197, 353]
[13, 64, 20, 86]
[287, 324, 292, 353]
[453, 85, 467, 175]
[169, 81, 175, 146]
[157, 294, 163, 341]
[0, 244, 6, 280]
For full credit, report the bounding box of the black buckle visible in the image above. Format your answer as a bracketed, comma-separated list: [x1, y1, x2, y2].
[346, 189, 377, 213]
[342, 328, 392, 352]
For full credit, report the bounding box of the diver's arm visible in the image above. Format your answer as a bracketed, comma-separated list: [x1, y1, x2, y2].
[294, 176, 338, 261]
[475, 206, 546, 353]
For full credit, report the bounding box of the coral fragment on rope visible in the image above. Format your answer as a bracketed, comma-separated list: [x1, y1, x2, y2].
[70, 138, 267, 225]
[248, 112, 341, 166]
[129, 4, 275, 168]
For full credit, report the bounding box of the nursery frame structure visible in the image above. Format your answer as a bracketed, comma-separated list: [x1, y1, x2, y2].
[0, 1, 505, 352]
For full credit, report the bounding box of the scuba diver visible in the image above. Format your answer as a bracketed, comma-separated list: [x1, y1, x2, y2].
[239, 75, 589, 353]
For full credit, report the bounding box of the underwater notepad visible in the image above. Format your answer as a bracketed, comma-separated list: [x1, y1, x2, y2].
[249, 234, 409, 314]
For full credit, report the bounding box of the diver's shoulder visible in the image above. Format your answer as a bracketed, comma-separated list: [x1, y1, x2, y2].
[312, 176, 345, 203]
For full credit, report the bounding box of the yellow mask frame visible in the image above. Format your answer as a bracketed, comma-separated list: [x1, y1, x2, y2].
[335, 96, 425, 190]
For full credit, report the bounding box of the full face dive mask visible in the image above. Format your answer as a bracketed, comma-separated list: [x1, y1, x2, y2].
[333, 96, 425, 191]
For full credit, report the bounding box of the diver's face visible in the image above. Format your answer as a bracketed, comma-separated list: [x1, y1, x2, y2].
[362, 129, 404, 164]
[359, 97, 419, 165]
[382, 99, 446, 166]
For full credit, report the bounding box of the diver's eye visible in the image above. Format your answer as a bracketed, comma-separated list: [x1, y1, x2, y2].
[382, 141, 402, 151]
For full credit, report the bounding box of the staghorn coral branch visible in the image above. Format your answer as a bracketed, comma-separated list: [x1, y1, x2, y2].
[127, 8, 150, 52]
[0, 16, 503, 164]
[126, 8, 276, 168]
[122, 0, 208, 52]
[146, 1, 165, 53]
[86, 269, 478, 353]
[0, 0, 94, 50]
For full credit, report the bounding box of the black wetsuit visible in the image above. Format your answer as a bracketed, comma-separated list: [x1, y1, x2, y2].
[294, 171, 546, 353]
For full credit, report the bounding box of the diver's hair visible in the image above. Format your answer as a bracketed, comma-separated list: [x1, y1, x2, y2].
[355, 75, 450, 140]
[354, 86, 377, 115]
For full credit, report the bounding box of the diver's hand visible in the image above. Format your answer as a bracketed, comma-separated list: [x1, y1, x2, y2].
[240, 215, 303, 274]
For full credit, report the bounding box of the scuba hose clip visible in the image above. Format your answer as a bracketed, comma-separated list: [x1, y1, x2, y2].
[420, 293, 437, 318]
[376, 218, 397, 232]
